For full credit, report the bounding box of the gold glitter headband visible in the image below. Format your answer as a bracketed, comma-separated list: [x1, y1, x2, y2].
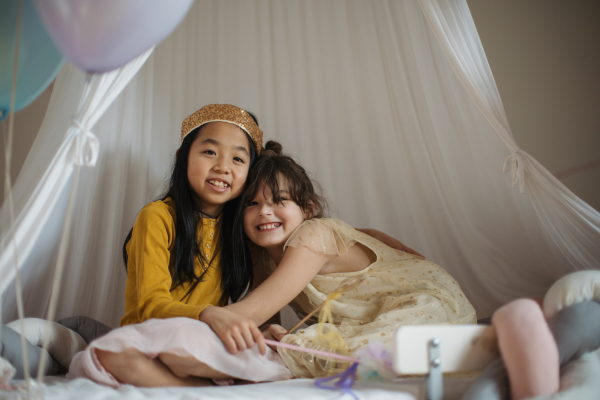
[181, 104, 263, 154]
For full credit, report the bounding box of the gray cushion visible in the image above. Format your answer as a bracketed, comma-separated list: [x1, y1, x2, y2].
[0, 324, 60, 379]
[57, 315, 112, 344]
[549, 301, 600, 366]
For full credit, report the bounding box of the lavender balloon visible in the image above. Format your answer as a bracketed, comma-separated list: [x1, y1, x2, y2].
[32, 0, 194, 73]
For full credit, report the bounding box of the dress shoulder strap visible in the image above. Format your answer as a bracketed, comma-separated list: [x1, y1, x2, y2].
[284, 218, 357, 256]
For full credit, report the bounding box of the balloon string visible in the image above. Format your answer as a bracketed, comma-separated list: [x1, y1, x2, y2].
[36, 166, 81, 384]
[3, 0, 32, 396]
[264, 339, 359, 363]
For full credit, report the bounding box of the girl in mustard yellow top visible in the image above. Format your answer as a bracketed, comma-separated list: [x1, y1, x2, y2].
[120, 198, 226, 325]
[76, 105, 295, 387]
[120, 104, 264, 327]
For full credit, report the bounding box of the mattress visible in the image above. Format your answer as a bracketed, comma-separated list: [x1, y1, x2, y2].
[2, 350, 598, 400]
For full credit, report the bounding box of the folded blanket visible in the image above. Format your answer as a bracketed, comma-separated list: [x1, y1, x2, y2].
[67, 317, 292, 388]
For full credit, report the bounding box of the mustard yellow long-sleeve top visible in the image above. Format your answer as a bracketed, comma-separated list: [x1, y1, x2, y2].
[121, 198, 226, 326]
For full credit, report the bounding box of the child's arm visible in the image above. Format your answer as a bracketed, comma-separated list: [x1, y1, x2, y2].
[357, 228, 425, 258]
[227, 246, 331, 324]
[251, 248, 281, 326]
[200, 246, 331, 354]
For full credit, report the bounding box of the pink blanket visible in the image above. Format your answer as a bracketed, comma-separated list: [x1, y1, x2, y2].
[67, 318, 292, 387]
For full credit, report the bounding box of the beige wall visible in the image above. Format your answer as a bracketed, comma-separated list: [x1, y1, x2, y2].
[2, 1, 599, 211]
[1, 84, 53, 191]
[468, 0, 600, 211]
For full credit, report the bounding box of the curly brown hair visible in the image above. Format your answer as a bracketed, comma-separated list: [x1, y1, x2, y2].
[243, 141, 327, 218]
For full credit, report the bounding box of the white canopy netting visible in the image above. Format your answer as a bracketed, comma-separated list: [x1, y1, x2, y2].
[1, 0, 599, 339]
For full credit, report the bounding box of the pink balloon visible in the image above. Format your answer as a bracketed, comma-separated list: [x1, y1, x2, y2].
[32, 0, 194, 73]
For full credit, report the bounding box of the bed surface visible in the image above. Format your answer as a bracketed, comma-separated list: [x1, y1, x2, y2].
[2, 350, 599, 400]
[2, 376, 474, 400]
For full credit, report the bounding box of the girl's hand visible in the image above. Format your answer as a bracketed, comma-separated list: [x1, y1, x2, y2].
[199, 306, 267, 355]
[261, 324, 287, 350]
[261, 324, 287, 339]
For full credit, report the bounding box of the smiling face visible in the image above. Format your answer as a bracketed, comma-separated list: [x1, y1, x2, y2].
[243, 178, 308, 258]
[187, 121, 251, 216]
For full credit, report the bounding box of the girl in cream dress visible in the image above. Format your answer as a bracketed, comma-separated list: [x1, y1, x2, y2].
[267, 218, 476, 378]
[236, 141, 477, 379]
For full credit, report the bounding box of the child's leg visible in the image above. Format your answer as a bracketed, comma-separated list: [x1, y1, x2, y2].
[158, 352, 232, 380]
[492, 299, 559, 400]
[96, 348, 212, 387]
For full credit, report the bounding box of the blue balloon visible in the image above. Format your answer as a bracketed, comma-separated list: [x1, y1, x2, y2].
[0, 0, 65, 121]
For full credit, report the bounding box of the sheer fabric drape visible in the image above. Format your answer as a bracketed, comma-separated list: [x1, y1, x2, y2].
[418, 0, 600, 271]
[1, 0, 598, 326]
[0, 51, 153, 323]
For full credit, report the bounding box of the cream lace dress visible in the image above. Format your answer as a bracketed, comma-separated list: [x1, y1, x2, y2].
[274, 218, 477, 378]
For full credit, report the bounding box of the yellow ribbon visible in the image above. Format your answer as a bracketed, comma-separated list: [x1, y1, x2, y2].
[316, 290, 347, 353]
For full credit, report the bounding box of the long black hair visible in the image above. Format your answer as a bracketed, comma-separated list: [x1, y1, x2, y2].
[123, 117, 258, 303]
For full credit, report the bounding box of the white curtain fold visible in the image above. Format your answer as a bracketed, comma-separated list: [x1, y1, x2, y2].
[418, 0, 600, 271]
[1, 0, 598, 326]
[0, 48, 153, 302]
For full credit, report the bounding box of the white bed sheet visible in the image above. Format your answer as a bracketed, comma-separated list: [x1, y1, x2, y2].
[2, 350, 598, 400]
[1, 376, 471, 400]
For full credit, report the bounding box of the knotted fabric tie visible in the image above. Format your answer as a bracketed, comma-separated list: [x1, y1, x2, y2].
[70, 119, 99, 167]
[503, 148, 525, 193]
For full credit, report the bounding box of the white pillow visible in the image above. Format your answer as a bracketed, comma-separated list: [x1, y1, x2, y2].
[0, 356, 16, 386]
[543, 271, 600, 319]
[6, 318, 87, 369]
